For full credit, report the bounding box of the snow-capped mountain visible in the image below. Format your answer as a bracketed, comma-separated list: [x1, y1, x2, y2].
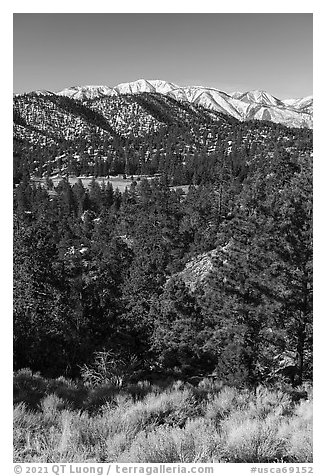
[57, 85, 117, 101]
[231, 90, 283, 107]
[283, 96, 313, 114]
[56, 80, 180, 100]
[13, 85, 312, 182]
[113, 79, 179, 95]
[31, 79, 313, 129]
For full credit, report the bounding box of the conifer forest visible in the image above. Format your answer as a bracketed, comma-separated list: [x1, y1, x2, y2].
[13, 90, 313, 463]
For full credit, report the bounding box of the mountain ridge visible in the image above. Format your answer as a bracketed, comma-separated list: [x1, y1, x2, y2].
[16, 79, 312, 129]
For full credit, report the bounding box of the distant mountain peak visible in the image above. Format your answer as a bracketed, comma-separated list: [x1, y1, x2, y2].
[22, 79, 312, 129]
[57, 84, 116, 100]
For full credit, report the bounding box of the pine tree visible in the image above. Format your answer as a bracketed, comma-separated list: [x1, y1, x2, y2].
[203, 152, 312, 385]
[151, 278, 215, 377]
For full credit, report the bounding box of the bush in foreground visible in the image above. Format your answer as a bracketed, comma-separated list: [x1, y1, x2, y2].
[13, 370, 312, 463]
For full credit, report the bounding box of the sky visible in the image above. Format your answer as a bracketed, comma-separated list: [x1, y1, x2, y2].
[13, 13, 312, 100]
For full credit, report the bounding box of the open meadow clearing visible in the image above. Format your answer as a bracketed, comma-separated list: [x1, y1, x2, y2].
[30, 175, 191, 195]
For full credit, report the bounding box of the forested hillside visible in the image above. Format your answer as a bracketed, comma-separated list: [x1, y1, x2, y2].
[13, 92, 313, 387]
[14, 91, 312, 184]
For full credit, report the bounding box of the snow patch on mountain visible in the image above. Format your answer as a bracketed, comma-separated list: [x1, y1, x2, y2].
[283, 96, 313, 114]
[34, 79, 313, 129]
[237, 90, 284, 108]
[114, 79, 154, 94]
[57, 85, 117, 100]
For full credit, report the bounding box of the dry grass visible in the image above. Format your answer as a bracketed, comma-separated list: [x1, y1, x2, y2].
[13, 370, 313, 463]
[119, 418, 221, 463]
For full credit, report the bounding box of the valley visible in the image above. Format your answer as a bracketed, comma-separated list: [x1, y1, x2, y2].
[13, 79, 313, 464]
[14, 84, 312, 186]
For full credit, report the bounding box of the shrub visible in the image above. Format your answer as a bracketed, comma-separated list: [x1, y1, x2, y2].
[14, 369, 87, 410]
[205, 386, 249, 424]
[13, 403, 46, 462]
[40, 394, 70, 421]
[101, 387, 198, 440]
[14, 369, 48, 408]
[47, 377, 87, 409]
[80, 351, 141, 388]
[220, 413, 286, 462]
[83, 385, 119, 412]
[277, 400, 313, 462]
[248, 385, 293, 419]
[119, 418, 221, 463]
[197, 378, 224, 393]
[13, 377, 313, 464]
